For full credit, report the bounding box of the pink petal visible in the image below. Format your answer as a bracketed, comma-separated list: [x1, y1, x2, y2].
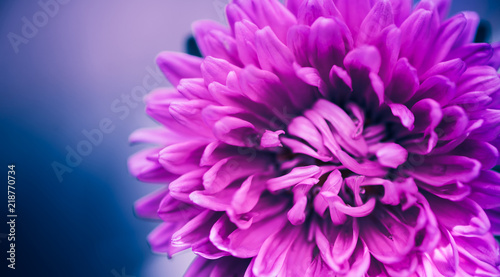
[297, 0, 342, 26]
[192, 20, 241, 66]
[253, 224, 302, 276]
[156, 52, 202, 86]
[420, 58, 466, 83]
[467, 170, 500, 209]
[267, 165, 320, 192]
[308, 17, 353, 78]
[376, 142, 408, 168]
[357, 0, 394, 46]
[429, 195, 490, 236]
[234, 20, 259, 66]
[386, 58, 419, 103]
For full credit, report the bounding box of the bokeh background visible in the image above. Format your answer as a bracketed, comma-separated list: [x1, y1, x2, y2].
[0, 0, 499, 276]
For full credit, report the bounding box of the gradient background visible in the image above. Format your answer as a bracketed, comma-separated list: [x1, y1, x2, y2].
[0, 1, 499, 276]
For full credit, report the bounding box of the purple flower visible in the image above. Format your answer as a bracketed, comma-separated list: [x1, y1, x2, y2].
[129, 0, 500, 275]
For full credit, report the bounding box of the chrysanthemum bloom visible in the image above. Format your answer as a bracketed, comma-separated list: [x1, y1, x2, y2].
[129, 0, 500, 275]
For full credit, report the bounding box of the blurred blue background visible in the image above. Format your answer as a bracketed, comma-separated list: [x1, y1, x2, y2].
[0, 0, 498, 276]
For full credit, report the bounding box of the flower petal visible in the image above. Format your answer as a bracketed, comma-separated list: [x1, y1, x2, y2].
[253, 224, 302, 276]
[156, 52, 202, 86]
[429, 195, 490, 236]
[357, 0, 394, 46]
[467, 170, 500, 209]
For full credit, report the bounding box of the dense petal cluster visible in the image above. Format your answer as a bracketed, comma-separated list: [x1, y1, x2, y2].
[129, 0, 500, 276]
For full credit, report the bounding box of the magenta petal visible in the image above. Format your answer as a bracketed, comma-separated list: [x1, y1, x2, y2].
[278, 231, 315, 277]
[156, 52, 202, 86]
[294, 64, 322, 88]
[267, 165, 320, 192]
[418, 180, 471, 202]
[134, 188, 168, 219]
[158, 140, 207, 175]
[399, 9, 439, 72]
[448, 43, 494, 67]
[231, 175, 266, 215]
[286, 0, 301, 15]
[192, 238, 230, 259]
[168, 168, 205, 196]
[389, 103, 415, 130]
[213, 116, 257, 147]
[238, 65, 295, 111]
[453, 140, 498, 170]
[233, 0, 296, 43]
[334, 0, 371, 39]
[426, 228, 459, 277]
[420, 58, 466, 83]
[308, 17, 353, 78]
[210, 212, 288, 258]
[412, 75, 456, 106]
[408, 155, 480, 186]
[489, 41, 500, 69]
[357, 0, 394, 46]
[192, 20, 241, 66]
[430, 195, 490, 236]
[253, 224, 302, 276]
[452, 92, 492, 114]
[203, 156, 268, 193]
[287, 24, 311, 67]
[260, 130, 285, 148]
[201, 56, 240, 85]
[486, 207, 500, 235]
[329, 65, 353, 99]
[436, 105, 468, 141]
[312, 99, 369, 156]
[177, 78, 214, 101]
[411, 98, 443, 134]
[457, 65, 500, 97]
[297, 0, 342, 26]
[158, 193, 202, 222]
[168, 99, 213, 133]
[128, 148, 177, 183]
[384, 253, 419, 277]
[454, 11, 480, 47]
[171, 210, 219, 248]
[389, 0, 412, 26]
[344, 45, 381, 74]
[469, 109, 500, 141]
[360, 208, 415, 264]
[376, 142, 408, 168]
[190, 186, 237, 212]
[287, 196, 308, 225]
[421, 13, 466, 72]
[148, 222, 188, 257]
[374, 25, 401, 84]
[316, 219, 359, 270]
[454, 233, 500, 276]
[467, 170, 500, 209]
[281, 137, 332, 162]
[255, 26, 295, 75]
[234, 20, 259, 66]
[305, 256, 335, 276]
[386, 58, 419, 103]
